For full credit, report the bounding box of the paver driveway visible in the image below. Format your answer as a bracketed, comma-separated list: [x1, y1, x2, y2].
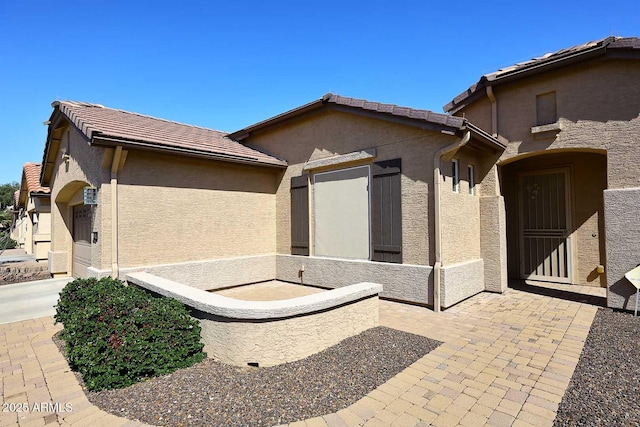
[0, 288, 597, 426]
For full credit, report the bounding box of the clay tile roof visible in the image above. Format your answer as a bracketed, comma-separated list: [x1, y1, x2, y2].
[22, 163, 49, 194]
[13, 190, 19, 209]
[444, 36, 640, 113]
[53, 101, 286, 167]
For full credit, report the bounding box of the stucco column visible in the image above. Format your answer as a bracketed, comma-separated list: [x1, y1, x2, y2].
[604, 187, 640, 310]
[480, 196, 508, 293]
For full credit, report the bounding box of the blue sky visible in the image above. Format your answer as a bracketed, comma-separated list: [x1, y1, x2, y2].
[0, 0, 636, 184]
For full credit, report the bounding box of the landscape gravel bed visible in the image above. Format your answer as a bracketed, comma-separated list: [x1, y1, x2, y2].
[554, 308, 640, 426]
[87, 326, 440, 427]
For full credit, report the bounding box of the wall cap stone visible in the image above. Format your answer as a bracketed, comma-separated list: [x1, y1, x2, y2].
[126, 271, 382, 320]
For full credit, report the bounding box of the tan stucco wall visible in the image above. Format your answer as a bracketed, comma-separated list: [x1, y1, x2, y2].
[440, 148, 482, 264]
[28, 198, 51, 262]
[199, 295, 379, 367]
[114, 150, 278, 268]
[10, 214, 28, 248]
[603, 187, 640, 310]
[440, 259, 485, 308]
[244, 109, 474, 266]
[277, 254, 433, 305]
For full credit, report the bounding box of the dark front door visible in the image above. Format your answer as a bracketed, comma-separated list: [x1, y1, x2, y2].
[518, 169, 572, 283]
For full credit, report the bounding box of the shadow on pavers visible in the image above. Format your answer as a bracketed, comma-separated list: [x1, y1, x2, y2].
[509, 280, 607, 307]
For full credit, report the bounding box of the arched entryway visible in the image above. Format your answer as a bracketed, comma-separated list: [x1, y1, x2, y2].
[500, 150, 607, 287]
[53, 180, 93, 278]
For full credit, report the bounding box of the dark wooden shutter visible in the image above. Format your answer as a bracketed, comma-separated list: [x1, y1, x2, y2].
[372, 159, 402, 263]
[290, 175, 309, 256]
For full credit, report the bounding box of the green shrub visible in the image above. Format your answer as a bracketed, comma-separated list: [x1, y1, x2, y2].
[0, 232, 17, 249]
[55, 277, 206, 391]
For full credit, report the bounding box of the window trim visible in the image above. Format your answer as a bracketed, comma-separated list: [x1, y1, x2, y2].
[452, 159, 459, 193]
[536, 91, 557, 126]
[468, 164, 475, 195]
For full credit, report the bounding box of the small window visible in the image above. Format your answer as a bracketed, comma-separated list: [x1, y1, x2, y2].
[536, 92, 557, 126]
[468, 165, 475, 195]
[452, 159, 459, 193]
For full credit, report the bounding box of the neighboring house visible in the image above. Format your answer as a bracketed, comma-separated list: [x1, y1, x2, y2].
[41, 101, 286, 279]
[9, 190, 25, 245]
[10, 164, 51, 260]
[444, 36, 640, 310]
[228, 94, 506, 310]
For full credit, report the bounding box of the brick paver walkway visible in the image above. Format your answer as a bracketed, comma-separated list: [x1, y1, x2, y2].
[0, 288, 597, 426]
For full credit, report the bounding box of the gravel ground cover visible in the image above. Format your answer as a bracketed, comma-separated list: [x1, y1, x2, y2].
[555, 308, 640, 426]
[86, 326, 440, 427]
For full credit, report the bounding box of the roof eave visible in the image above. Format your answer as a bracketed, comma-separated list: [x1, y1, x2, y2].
[229, 94, 465, 141]
[92, 135, 287, 169]
[445, 42, 610, 113]
[40, 109, 71, 187]
[228, 96, 327, 141]
[445, 88, 487, 114]
[462, 121, 506, 152]
[486, 44, 607, 85]
[330, 104, 464, 133]
[30, 191, 51, 198]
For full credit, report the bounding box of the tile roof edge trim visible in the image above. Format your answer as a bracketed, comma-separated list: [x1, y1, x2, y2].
[228, 93, 464, 140]
[228, 96, 327, 140]
[484, 43, 607, 83]
[463, 122, 506, 151]
[92, 135, 288, 168]
[443, 37, 632, 113]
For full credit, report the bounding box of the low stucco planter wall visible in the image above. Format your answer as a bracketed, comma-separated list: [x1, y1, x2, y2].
[276, 254, 432, 305]
[126, 272, 382, 367]
[440, 258, 485, 308]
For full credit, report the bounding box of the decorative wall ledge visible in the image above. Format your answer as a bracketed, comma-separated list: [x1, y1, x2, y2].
[531, 122, 561, 136]
[303, 148, 376, 171]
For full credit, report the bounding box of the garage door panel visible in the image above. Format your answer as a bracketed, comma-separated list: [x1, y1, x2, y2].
[72, 205, 92, 277]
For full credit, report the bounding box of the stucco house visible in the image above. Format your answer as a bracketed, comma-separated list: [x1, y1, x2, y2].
[9, 190, 24, 244]
[40, 36, 640, 311]
[41, 97, 505, 310]
[444, 36, 640, 310]
[10, 163, 51, 261]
